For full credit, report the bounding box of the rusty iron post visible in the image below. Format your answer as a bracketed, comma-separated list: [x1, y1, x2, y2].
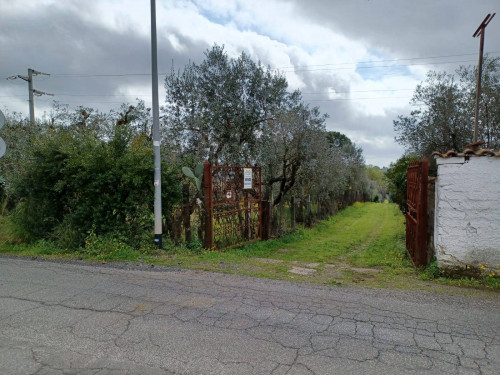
[203, 160, 213, 250]
[258, 167, 262, 240]
[417, 158, 429, 266]
[472, 13, 495, 143]
[244, 190, 250, 240]
[261, 201, 270, 240]
[405, 158, 429, 267]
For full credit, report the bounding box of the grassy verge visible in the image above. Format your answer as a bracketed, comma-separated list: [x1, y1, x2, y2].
[1, 203, 498, 294]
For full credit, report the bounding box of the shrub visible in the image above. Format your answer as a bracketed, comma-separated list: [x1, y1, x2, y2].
[9, 120, 182, 248]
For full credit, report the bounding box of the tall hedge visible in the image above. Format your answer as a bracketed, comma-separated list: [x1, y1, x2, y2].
[10, 121, 181, 248]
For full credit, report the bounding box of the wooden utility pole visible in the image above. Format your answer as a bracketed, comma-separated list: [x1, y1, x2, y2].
[472, 13, 495, 143]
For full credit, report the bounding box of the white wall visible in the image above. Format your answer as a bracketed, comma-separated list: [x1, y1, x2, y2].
[435, 157, 500, 272]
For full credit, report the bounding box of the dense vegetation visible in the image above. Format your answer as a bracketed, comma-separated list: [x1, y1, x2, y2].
[0, 45, 382, 250]
[2, 103, 182, 249]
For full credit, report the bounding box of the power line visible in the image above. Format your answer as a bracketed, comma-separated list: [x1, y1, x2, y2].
[276, 51, 500, 69]
[301, 89, 415, 95]
[0, 94, 153, 98]
[282, 59, 481, 74]
[31, 58, 478, 77]
[305, 96, 414, 102]
[0, 88, 416, 97]
[4, 50, 498, 81]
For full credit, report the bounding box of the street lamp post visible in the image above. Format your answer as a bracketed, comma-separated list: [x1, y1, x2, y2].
[150, 0, 162, 248]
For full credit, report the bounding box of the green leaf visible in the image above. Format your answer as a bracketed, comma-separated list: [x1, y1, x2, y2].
[182, 167, 195, 179]
[194, 177, 201, 193]
[194, 162, 203, 178]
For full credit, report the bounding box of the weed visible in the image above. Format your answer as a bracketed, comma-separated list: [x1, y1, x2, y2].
[419, 259, 442, 281]
[1, 203, 498, 293]
[186, 238, 204, 254]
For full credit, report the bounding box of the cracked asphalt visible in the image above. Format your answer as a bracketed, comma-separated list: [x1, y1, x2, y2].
[0, 257, 499, 375]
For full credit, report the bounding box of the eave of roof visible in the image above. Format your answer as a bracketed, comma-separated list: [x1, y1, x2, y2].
[432, 149, 500, 158]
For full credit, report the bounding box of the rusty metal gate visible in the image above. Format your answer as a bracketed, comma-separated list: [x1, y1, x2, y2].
[406, 157, 429, 267]
[203, 161, 262, 250]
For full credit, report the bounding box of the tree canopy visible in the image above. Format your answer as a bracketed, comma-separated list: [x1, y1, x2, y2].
[1, 44, 372, 248]
[164, 45, 370, 208]
[164, 45, 289, 164]
[394, 56, 500, 157]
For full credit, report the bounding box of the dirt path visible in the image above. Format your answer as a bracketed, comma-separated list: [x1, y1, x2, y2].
[202, 202, 497, 297]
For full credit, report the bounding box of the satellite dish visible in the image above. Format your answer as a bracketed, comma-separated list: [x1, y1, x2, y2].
[0, 138, 6, 158]
[0, 110, 5, 130]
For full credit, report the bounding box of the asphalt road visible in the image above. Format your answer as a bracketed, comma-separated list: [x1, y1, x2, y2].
[0, 257, 499, 375]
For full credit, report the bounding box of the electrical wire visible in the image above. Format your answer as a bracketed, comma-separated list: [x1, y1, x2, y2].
[276, 51, 500, 70]
[3, 50, 497, 80]
[1, 50, 499, 108]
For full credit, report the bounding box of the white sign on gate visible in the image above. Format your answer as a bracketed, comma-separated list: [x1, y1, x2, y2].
[243, 168, 252, 189]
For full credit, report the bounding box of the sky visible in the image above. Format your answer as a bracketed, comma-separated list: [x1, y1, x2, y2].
[1, 0, 498, 167]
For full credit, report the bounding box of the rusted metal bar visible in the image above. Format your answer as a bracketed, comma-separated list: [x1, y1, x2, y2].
[417, 158, 429, 266]
[261, 200, 270, 240]
[406, 158, 429, 267]
[203, 160, 213, 250]
[258, 167, 262, 240]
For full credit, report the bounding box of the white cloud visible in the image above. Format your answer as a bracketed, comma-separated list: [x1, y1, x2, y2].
[5, 0, 488, 166]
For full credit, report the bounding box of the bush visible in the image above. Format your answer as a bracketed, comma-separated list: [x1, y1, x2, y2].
[186, 238, 204, 254]
[419, 259, 441, 281]
[9, 118, 182, 248]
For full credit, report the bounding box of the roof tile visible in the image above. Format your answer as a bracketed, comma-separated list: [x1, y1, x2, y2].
[433, 148, 500, 158]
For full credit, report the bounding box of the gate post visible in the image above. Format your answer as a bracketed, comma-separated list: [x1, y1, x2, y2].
[244, 190, 250, 240]
[203, 160, 213, 250]
[406, 158, 429, 267]
[417, 157, 429, 266]
[261, 200, 270, 240]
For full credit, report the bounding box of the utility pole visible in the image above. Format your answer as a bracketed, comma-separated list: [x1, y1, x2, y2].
[472, 13, 495, 143]
[8, 68, 53, 125]
[28, 69, 35, 123]
[150, 0, 163, 249]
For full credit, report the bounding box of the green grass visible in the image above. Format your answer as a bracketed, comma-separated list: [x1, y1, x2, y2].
[1, 203, 498, 295]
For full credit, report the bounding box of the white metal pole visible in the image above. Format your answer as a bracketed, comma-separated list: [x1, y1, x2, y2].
[151, 0, 163, 248]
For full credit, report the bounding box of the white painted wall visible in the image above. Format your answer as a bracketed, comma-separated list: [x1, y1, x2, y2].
[435, 157, 500, 272]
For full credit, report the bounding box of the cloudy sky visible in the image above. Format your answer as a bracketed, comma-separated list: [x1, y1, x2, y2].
[1, 0, 498, 167]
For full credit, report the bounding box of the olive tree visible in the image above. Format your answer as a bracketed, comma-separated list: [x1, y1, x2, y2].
[394, 56, 500, 157]
[164, 44, 288, 164]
